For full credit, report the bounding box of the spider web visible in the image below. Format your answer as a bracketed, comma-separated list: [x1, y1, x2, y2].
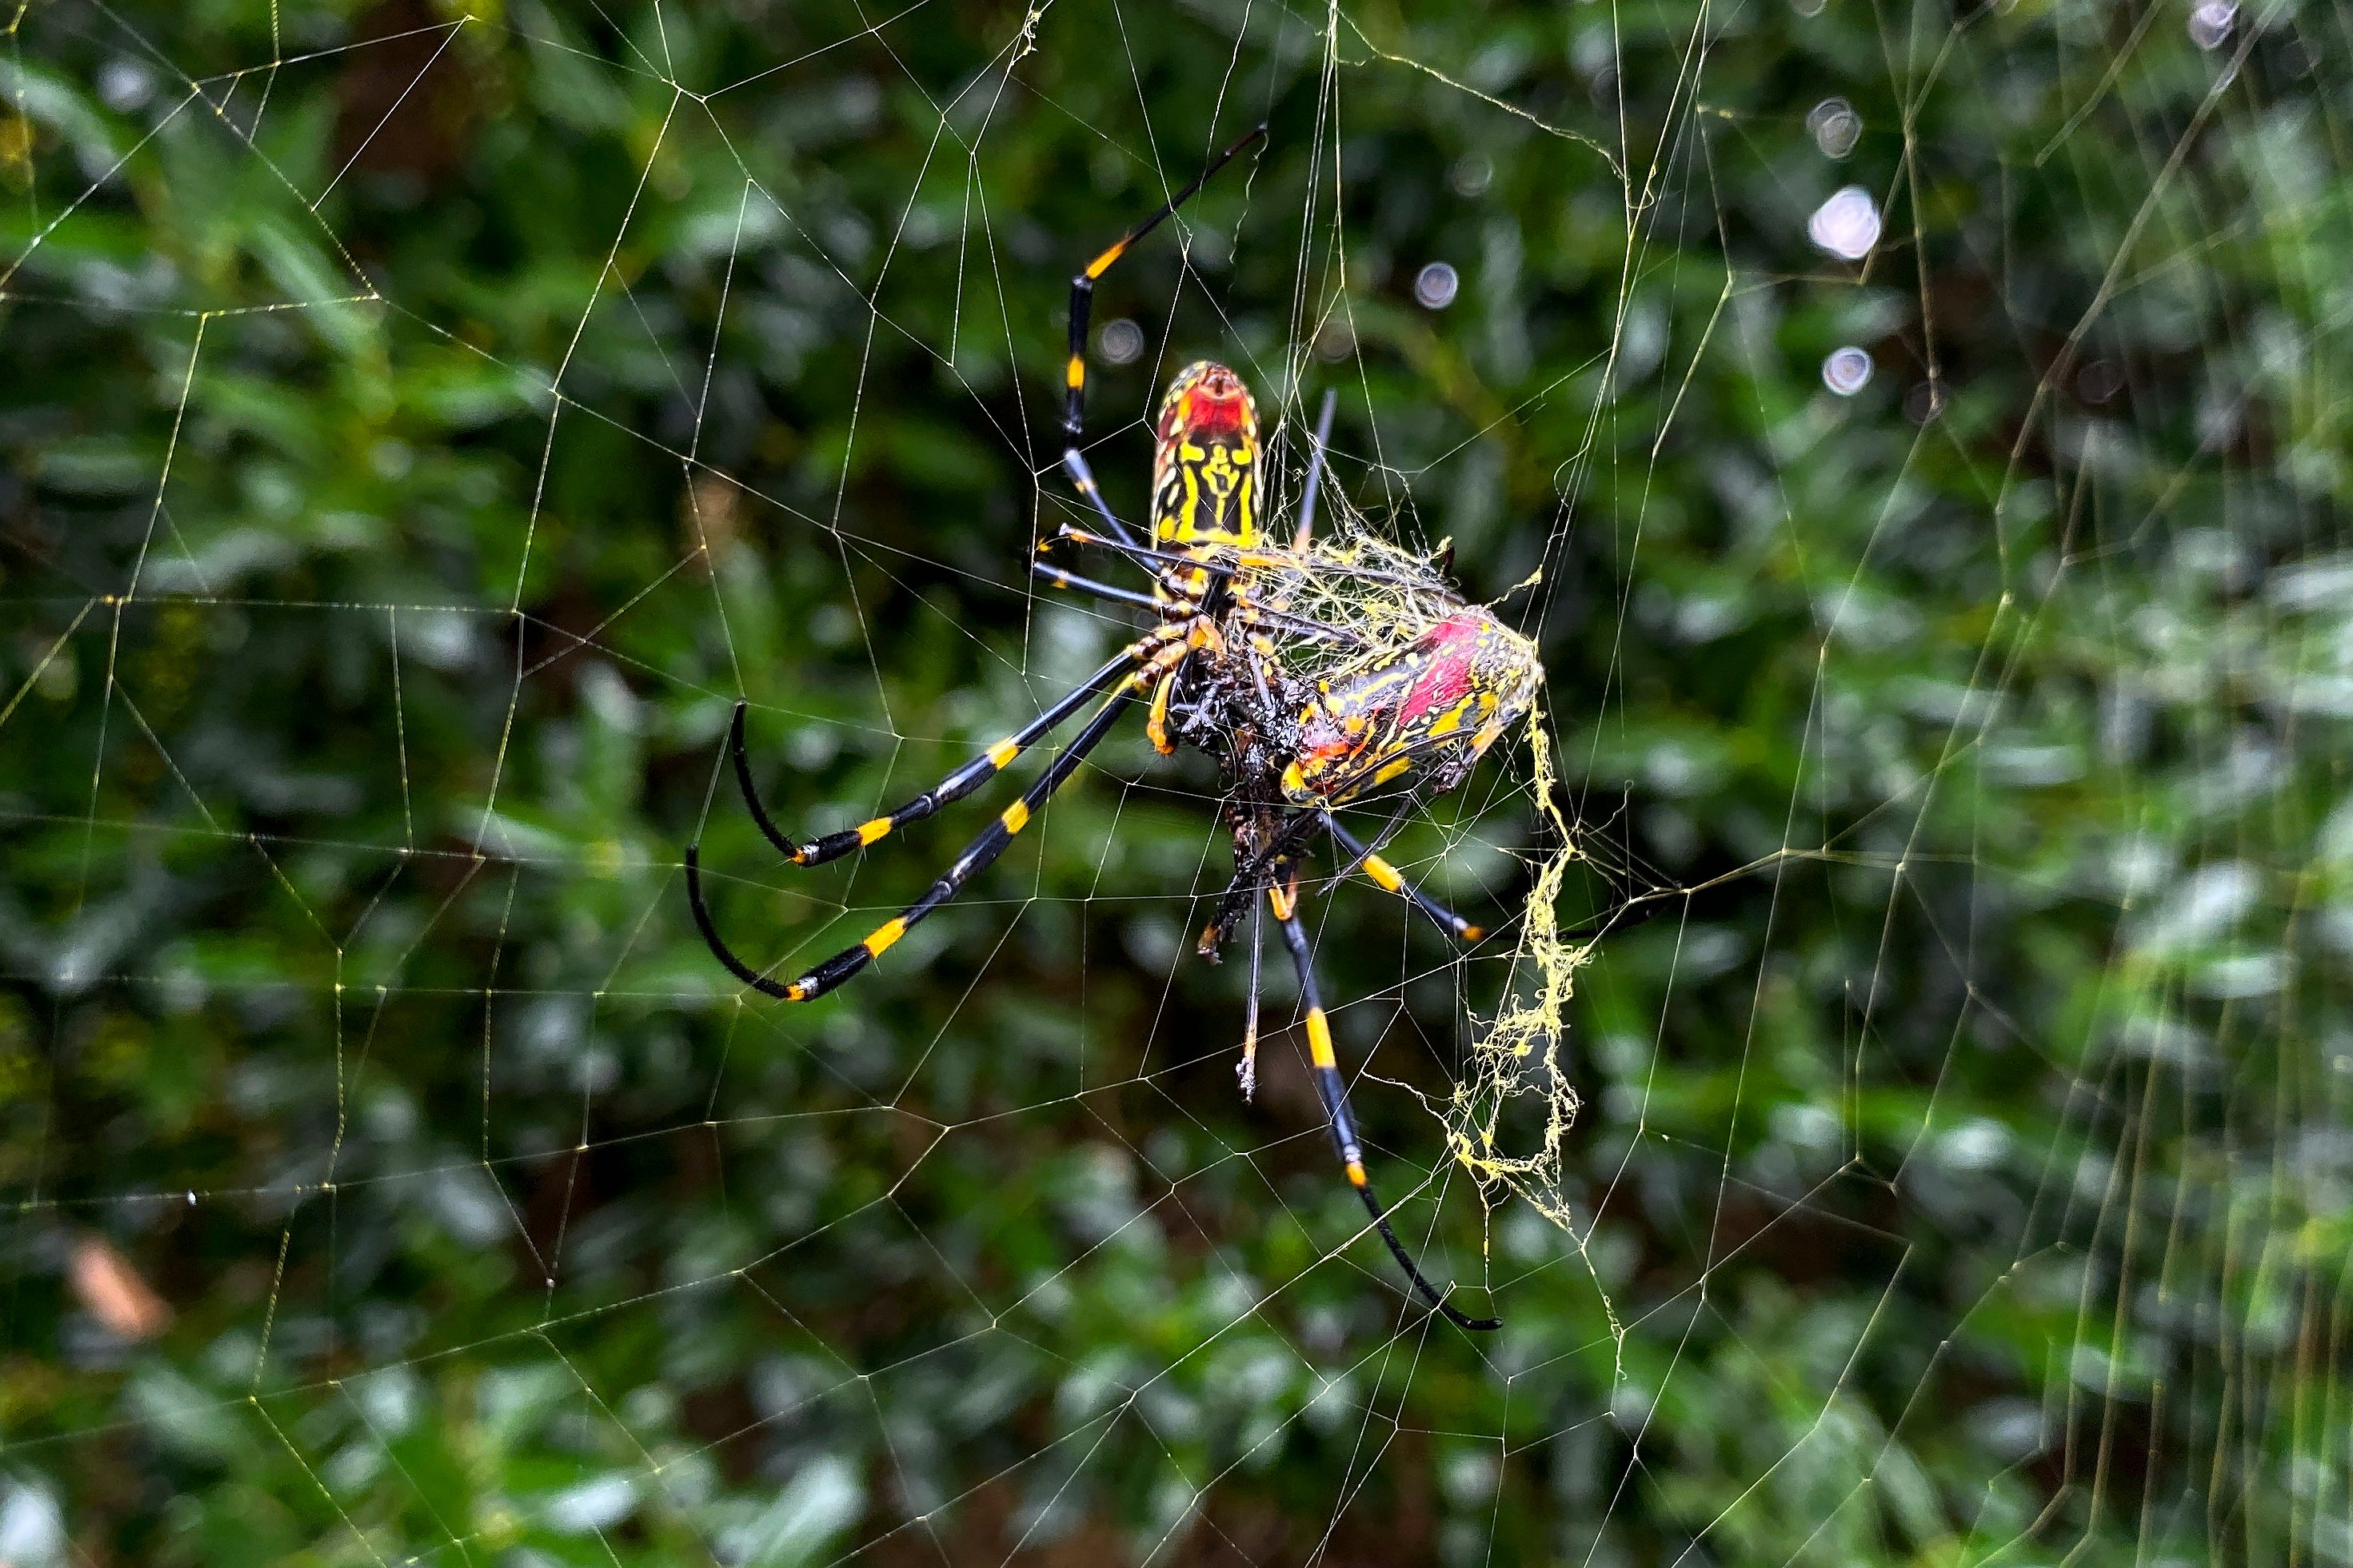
[2, 0, 2347, 1562]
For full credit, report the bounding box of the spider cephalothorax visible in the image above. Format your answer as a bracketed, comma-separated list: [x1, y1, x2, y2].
[685, 126, 1542, 1332]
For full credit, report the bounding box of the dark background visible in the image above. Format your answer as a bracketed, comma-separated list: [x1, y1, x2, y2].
[2, 0, 2347, 1562]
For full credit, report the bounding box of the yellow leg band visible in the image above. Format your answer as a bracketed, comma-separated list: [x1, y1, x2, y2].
[1085, 239, 1128, 278]
[1345, 1159, 1368, 1188]
[1360, 852, 1405, 894]
[1305, 1007, 1337, 1069]
[986, 737, 1020, 768]
[857, 817, 892, 845]
[1001, 800, 1030, 834]
[864, 918, 907, 957]
[1065, 354, 1085, 389]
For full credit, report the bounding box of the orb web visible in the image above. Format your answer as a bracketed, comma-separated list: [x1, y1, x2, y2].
[0, 0, 2345, 1563]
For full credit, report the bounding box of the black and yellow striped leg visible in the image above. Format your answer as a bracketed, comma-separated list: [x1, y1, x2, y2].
[724, 646, 1146, 870]
[1270, 880, 1501, 1331]
[688, 684, 1139, 1003]
[1321, 815, 1487, 943]
[1060, 122, 1268, 443]
[1292, 387, 1337, 551]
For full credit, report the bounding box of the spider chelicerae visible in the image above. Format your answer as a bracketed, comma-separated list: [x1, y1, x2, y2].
[686, 126, 1541, 1331]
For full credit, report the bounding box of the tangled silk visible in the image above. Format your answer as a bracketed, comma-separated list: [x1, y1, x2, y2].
[1448, 716, 1588, 1232]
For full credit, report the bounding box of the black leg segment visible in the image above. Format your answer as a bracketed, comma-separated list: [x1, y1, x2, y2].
[1033, 559, 1167, 617]
[1061, 122, 1268, 443]
[1322, 814, 1488, 943]
[726, 647, 1144, 870]
[1271, 882, 1501, 1331]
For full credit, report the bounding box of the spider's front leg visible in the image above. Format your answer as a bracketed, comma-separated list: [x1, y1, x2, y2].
[688, 625, 1199, 1003]
[723, 644, 1150, 870]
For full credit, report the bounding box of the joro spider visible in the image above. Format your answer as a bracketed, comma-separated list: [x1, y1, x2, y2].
[686, 126, 1540, 1331]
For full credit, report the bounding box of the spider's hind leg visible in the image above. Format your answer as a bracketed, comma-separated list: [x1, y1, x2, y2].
[689, 680, 1145, 1003]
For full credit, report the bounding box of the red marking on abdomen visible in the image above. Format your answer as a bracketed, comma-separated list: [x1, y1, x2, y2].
[1161, 389, 1252, 443]
[1398, 615, 1483, 724]
[1193, 389, 1252, 436]
[1157, 363, 1256, 445]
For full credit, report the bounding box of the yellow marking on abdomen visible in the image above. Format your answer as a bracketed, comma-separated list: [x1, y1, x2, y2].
[1360, 853, 1405, 894]
[1001, 800, 1031, 834]
[1305, 1007, 1337, 1068]
[864, 918, 908, 957]
[1426, 697, 1472, 738]
[1372, 756, 1413, 786]
[857, 817, 893, 845]
[987, 737, 1020, 768]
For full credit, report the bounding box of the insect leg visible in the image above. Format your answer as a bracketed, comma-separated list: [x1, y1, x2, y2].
[1321, 813, 1488, 943]
[1268, 876, 1501, 1331]
[1197, 809, 1326, 956]
[1057, 448, 1144, 552]
[1292, 387, 1337, 551]
[1239, 900, 1263, 1101]
[1030, 559, 1167, 616]
[687, 679, 1143, 1003]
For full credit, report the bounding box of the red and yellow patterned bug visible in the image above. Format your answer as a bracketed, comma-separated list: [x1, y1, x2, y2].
[687, 126, 1541, 1331]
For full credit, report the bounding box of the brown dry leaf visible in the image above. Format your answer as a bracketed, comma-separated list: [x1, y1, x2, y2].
[70, 1235, 172, 1342]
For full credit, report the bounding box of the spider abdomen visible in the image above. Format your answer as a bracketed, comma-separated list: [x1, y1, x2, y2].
[1152, 361, 1260, 549]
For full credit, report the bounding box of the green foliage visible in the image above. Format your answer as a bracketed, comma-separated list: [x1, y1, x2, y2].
[2, 0, 2348, 1562]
